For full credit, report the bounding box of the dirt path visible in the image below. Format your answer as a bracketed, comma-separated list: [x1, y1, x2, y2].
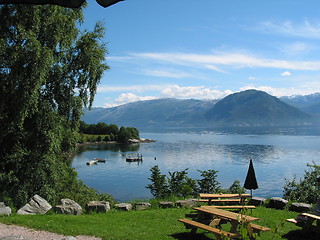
[0, 223, 102, 240]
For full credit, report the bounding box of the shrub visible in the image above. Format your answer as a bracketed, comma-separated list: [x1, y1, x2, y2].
[283, 162, 320, 204]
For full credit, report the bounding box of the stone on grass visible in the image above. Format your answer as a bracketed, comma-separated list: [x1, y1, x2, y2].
[160, 201, 174, 209]
[17, 195, 52, 215]
[0, 202, 12, 216]
[175, 199, 198, 208]
[268, 197, 288, 210]
[249, 197, 266, 206]
[86, 201, 110, 213]
[54, 199, 82, 215]
[115, 203, 132, 211]
[289, 202, 312, 213]
[134, 202, 151, 210]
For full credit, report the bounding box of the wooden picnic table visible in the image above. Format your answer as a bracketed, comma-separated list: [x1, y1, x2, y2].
[287, 212, 320, 233]
[194, 206, 259, 232]
[178, 206, 271, 239]
[199, 193, 251, 205]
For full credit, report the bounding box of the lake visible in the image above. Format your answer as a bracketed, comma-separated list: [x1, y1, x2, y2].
[72, 130, 320, 202]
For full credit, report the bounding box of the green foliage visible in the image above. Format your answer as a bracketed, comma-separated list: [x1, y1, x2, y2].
[168, 169, 197, 197]
[197, 169, 221, 193]
[146, 166, 244, 199]
[79, 121, 139, 143]
[283, 162, 320, 204]
[227, 180, 246, 194]
[146, 165, 169, 198]
[0, 5, 108, 207]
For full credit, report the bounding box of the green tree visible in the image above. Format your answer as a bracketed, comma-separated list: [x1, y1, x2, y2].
[0, 4, 108, 207]
[197, 169, 221, 193]
[227, 180, 245, 194]
[127, 127, 139, 139]
[284, 162, 320, 204]
[168, 169, 197, 197]
[146, 165, 169, 198]
[117, 126, 131, 143]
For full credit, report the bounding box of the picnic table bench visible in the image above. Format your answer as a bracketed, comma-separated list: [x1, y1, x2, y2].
[199, 193, 251, 205]
[178, 218, 240, 239]
[204, 205, 256, 210]
[178, 206, 271, 239]
[287, 212, 320, 233]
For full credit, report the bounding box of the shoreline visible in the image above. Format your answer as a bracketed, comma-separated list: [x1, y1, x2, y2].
[76, 138, 155, 147]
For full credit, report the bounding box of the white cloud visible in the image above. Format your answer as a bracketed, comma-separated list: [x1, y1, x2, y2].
[129, 51, 320, 71]
[97, 84, 176, 93]
[115, 93, 157, 104]
[239, 85, 320, 97]
[259, 20, 320, 39]
[248, 76, 256, 80]
[281, 71, 292, 76]
[142, 69, 191, 78]
[159, 85, 231, 99]
[280, 42, 309, 55]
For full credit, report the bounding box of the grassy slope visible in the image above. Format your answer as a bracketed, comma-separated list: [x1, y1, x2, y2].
[1, 207, 317, 240]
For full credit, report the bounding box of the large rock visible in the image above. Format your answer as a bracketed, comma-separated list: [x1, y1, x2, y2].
[268, 197, 288, 210]
[54, 199, 82, 215]
[249, 197, 266, 206]
[289, 202, 312, 213]
[175, 199, 198, 208]
[134, 202, 151, 211]
[159, 201, 174, 209]
[115, 203, 132, 211]
[86, 201, 110, 213]
[0, 202, 12, 216]
[17, 195, 52, 215]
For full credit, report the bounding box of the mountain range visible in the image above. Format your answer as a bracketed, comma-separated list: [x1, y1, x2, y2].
[82, 90, 319, 130]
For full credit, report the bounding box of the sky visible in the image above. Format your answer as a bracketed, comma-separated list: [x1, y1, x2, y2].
[82, 0, 320, 108]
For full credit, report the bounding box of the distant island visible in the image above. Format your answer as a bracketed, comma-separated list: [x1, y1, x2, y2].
[82, 90, 320, 130]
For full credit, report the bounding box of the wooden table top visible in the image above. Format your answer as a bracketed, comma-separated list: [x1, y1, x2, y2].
[194, 206, 259, 222]
[302, 213, 320, 221]
[199, 193, 251, 199]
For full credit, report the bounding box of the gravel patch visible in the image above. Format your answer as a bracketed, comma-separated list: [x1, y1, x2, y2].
[0, 223, 102, 240]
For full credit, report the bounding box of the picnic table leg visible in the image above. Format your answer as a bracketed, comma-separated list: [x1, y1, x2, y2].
[190, 226, 198, 234]
[247, 223, 256, 240]
[230, 221, 239, 233]
[302, 218, 315, 232]
[213, 233, 223, 240]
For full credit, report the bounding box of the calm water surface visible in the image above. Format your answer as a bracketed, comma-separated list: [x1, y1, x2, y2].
[72, 131, 320, 202]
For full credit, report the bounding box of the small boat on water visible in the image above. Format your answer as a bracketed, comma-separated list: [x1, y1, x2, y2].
[126, 157, 143, 162]
[93, 158, 106, 163]
[126, 154, 143, 162]
[86, 160, 98, 166]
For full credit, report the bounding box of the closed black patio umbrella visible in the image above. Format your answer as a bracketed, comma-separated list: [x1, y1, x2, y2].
[244, 159, 258, 196]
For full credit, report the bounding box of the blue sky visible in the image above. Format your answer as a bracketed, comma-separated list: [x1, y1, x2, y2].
[83, 0, 320, 107]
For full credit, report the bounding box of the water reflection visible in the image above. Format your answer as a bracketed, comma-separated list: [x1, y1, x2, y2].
[221, 144, 275, 164]
[76, 143, 140, 154]
[72, 132, 320, 202]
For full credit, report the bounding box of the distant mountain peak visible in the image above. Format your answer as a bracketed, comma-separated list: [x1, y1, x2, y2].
[205, 89, 312, 126]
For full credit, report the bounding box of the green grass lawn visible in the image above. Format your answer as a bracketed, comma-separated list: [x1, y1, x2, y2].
[0, 207, 318, 240]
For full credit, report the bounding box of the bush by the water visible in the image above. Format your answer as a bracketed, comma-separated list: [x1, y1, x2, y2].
[284, 162, 320, 204]
[146, 165, 245, 198]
